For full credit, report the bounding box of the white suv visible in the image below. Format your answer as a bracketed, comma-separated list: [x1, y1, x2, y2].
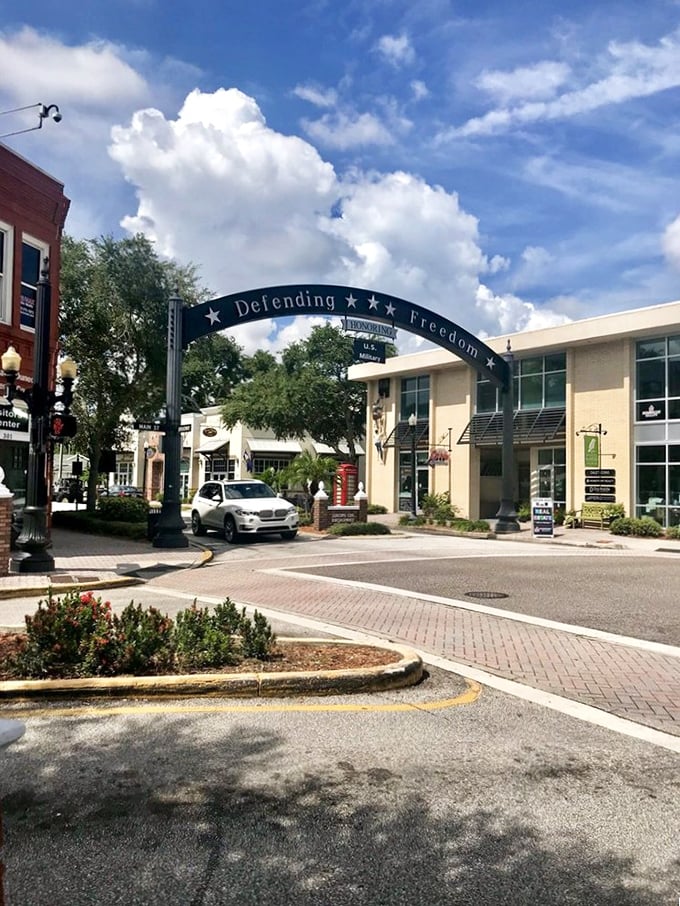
[190, 480, 299, 543]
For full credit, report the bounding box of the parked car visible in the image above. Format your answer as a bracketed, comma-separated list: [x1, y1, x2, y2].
[53, 477, 84, 503]
[100, 484, 143, 498]
[191, 479, 299, 543]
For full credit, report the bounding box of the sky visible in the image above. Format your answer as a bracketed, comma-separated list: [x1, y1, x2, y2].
[2, 0, 680, 356]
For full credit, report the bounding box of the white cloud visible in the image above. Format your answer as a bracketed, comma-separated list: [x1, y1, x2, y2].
[410, 80, 429, 101]
[474, 61, 570, 105]
[301, 110, 394, 149]
[474, 285, 571, 337]
[443, 29, 680, 139]
[0, 26, 149, 108]
[662, 214, 680, 271]
[292, 83, 338, 108]
[107, 88, 570, 352]
[375, 33, 415, 68]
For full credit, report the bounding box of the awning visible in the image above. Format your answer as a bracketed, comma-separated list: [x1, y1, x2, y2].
[195, 438, 228, 455]
[458, 408, 567, 445]
[381, 420, 430, 449]
[247, 439, 302, 454]
[313, 441, 365, 456]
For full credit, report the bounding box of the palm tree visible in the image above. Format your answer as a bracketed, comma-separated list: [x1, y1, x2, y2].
[281, 451, 338, 510]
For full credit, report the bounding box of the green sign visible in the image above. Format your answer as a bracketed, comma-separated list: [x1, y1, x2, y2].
[584, 435, 599, 468]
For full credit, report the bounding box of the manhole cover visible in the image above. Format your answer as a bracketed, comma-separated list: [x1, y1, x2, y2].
[465, 590, 509, 600]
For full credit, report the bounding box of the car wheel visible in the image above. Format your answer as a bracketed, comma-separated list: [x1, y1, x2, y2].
[191, 511, 207, 536]
[280, 530, 297, 541]
[224, 515, 240, 543]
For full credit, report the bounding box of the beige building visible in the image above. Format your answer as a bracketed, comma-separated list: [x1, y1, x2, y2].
[348, 299, 680, 526]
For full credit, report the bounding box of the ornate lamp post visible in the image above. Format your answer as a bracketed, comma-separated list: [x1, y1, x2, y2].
[0, 261, 77, 572]
[408, 411, 417, 517]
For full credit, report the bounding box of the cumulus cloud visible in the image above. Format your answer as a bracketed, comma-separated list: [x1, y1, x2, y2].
[410, 80, 429, 101]
[375, 33, 415, 68]
[108, 88, 568, 353]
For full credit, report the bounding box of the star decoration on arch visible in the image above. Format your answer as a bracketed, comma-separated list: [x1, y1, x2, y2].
[384, 301, 396, 317]
[346, 294, 357, 308]
[367, 295, 380, 310]
[205, 308, 221, 326]
[486, 357, 496, 370]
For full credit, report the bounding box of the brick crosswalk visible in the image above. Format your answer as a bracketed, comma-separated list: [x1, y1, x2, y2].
[153, 545, 680, 738]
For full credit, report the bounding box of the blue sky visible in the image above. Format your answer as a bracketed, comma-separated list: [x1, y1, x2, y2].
[2, 0, 680, 355]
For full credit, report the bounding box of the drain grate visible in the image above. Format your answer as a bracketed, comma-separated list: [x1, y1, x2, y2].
[465, 590, 509, 600]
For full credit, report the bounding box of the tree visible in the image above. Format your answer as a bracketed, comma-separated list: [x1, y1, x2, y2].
[281, 451, 339, 508]
[182, 333, 248, 411]
[59, 234, 204, 509]
[221, 325, 366, 461]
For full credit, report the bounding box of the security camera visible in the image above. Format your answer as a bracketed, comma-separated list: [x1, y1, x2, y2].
[52, 110, 62, 123]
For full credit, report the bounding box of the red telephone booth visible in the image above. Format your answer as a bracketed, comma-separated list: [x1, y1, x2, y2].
[334, 463, 358, 505]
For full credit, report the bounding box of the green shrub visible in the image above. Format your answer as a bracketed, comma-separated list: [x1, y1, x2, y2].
[11, 590, 118, 678]
[470, 519, 491, 532]
[6, 594, 277, 679]
[112, 602, 174, 674]
[240, 609, 276, 659]
[610, 516, 663, 537]
[602, 503, 625, 522]
[420, 492, 459, 522]
[173, 602, 239, 669]
[516, 502, 531, 522]
[328, 521, 391, 536]
[367, 503, 388, 515]
[398, 513, 426, 526]
[97, 495, 149, 523]
[52, 509, 148, 540]
[664, 525, 680, 540]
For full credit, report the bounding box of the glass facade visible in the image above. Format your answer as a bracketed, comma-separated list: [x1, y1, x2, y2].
[634, 337, 680, 526]
[477, 353, 566, 413]
[400, 375, 430, 420]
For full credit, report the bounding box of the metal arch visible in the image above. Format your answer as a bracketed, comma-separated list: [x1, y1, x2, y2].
[182, 284, 510, 389]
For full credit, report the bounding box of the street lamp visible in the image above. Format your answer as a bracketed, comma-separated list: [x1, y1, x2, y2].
[142, 440, 150, 500]
[408, 411, 417, 517]
[1, 261, 77, 572]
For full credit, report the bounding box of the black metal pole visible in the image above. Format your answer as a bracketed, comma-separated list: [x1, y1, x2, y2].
[153, 291, 189, 548]
[495, 342, 520, 534]
[12, 261, 55, 572]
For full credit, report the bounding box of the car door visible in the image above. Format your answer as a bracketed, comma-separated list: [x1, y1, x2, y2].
[203, 482, 225, 530]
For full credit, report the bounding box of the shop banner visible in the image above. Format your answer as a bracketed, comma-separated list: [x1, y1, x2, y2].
[584, 435, 599, 468]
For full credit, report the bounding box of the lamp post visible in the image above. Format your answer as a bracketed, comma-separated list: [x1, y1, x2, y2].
[142, 440, 149, 500]
[408, 411, 417, 517]
[1, 261, 77, 572]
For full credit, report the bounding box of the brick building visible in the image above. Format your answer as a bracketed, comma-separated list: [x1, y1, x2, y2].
[0, 143, 70, 497]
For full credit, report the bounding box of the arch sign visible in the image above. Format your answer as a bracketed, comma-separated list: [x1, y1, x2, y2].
[153, 284, 517, 549]
[183, 284, 510, 389]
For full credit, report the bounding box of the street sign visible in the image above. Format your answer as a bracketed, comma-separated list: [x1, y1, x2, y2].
[178, 424, 191, 433]
[134, 420, 164, 431]
[344, 318, 397, 340]
[353, 339, 386, 363]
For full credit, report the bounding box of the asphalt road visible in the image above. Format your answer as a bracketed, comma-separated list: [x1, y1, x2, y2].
[2, 667, 678, 906]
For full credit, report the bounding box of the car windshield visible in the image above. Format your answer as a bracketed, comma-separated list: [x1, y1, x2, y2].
[225, 482, 276, 499]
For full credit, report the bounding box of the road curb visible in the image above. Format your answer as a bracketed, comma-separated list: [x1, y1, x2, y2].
[0, 639, 423, 700]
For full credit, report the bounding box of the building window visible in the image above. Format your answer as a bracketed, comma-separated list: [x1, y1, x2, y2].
[537, 447, 566, 508]
[635, 335, 680, 422]
[114, 462, 134, 485]
[253, 456, 294, 474]
[400, 375, 430, 420]
[20, 236, 49, 331]
[635, 444, 680, 527]
[477, 353, 566, 412]
[0, 224, 12, 324]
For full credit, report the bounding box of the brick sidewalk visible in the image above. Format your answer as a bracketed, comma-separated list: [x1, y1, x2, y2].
[151, 544, 680, 738]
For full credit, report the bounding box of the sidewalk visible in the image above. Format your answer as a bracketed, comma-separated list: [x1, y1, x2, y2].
[0, 528, 209, 598]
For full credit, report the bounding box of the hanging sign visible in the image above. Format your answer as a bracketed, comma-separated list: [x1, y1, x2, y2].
[427, 448, 450, 466]
[583, 435, 600, 468]
[352, 339, 386, 363]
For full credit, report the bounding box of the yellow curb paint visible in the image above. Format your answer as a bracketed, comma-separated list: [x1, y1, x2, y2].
[0, 681, 480, 720]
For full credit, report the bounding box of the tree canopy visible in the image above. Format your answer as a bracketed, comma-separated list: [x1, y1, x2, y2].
[59, 233, 208, 505]
[221, 325, 366, 461]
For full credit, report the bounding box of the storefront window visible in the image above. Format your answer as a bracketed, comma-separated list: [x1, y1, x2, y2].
[635, 335, 680, 422]
[635, 443, 680, 525]
[400, 375, 430, 421]
[477, 353, 565, 412]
